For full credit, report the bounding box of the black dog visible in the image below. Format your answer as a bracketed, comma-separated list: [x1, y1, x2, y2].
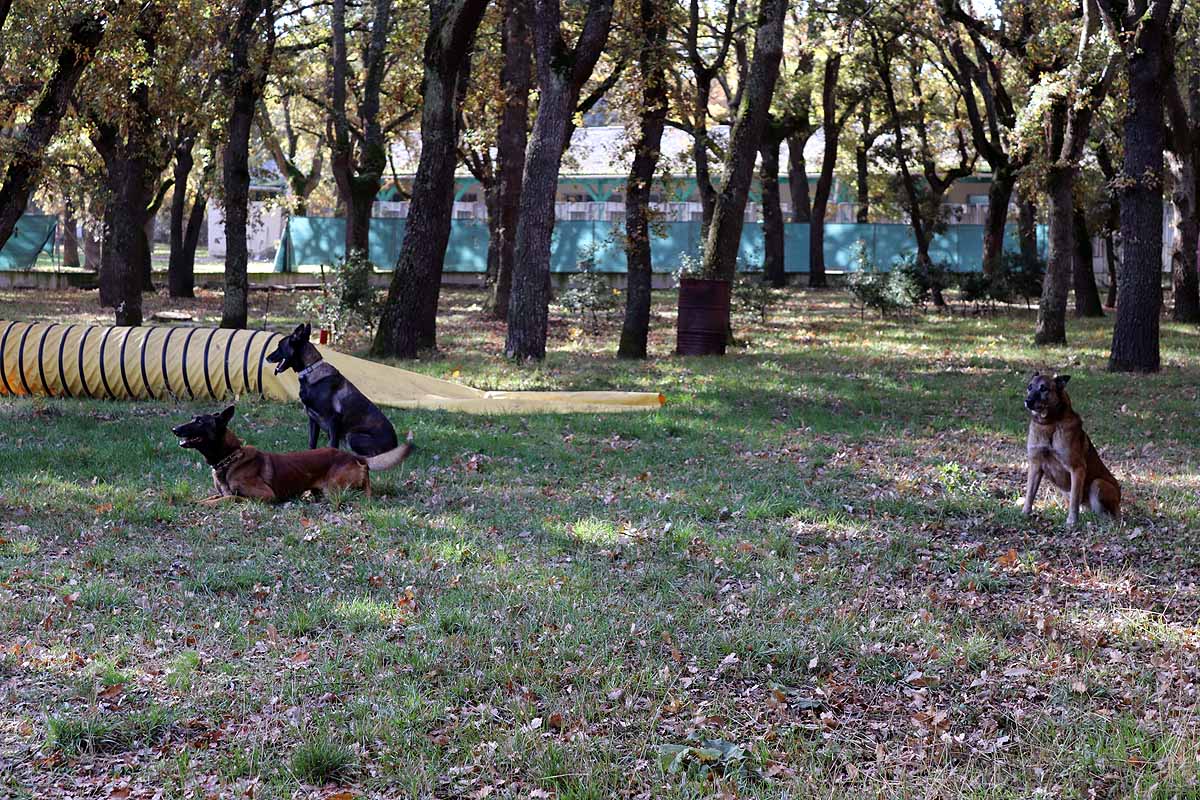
[266, 323, 410, 470]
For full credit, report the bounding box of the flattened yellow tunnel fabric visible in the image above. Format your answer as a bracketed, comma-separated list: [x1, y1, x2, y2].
[0, 321, 665, 414]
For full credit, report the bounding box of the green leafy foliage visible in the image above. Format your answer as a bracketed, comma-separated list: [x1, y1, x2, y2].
[297, 252, 381, 345]
[559, 262, 620, 333]
[732, 275, 784, 324]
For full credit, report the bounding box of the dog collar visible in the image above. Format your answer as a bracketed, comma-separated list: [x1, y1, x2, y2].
[213, 448, 245, 474]
[297, 362, 322, 380]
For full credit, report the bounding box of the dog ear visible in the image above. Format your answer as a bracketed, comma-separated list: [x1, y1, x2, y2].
[291, 323, 308, 341]
[301, 322, 312, 341]
[218, 405, 236, 424]
[1053, 374, 1070, 389]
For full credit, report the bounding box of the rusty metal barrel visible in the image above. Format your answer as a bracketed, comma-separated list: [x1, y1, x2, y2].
[675, 278, 731, 356]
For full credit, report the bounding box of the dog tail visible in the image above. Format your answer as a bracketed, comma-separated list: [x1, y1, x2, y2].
[364, 431, 415, 472]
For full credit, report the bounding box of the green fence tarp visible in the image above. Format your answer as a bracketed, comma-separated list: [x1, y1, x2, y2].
[0, 215, 56, 270]
[273, 216, 1049, 274]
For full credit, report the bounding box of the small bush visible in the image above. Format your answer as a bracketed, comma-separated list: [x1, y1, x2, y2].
[893, 252, 951, 308]
[846, 242, 906, 319]
[559, 263, 619, 332]
[954, 252, 1045, 311]
[297, 251, 380, 345]
[733, 275, 783, 324]
[996, 250, 1044, 306]
[956, 271, 994, 310]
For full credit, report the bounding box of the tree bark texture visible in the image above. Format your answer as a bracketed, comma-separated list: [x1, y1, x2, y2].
[374, 0, 488, 358]
[1072, 203, 1104, 317]
[808, 54, 842, 288]
[1107, 0, 1170, 372]
[758, 138, 785, 287]
[220, 0, 275, 330]
[1036, 164, 1073, 344]
[0, 15, 103, 249]
[505, 0, 615, 361]
[618, 0, 668, 359]
[329, 0, 391, 258]
[700, 0, 786, 283]
[168, 135, 197, 298]
[489, 0, 531, 320]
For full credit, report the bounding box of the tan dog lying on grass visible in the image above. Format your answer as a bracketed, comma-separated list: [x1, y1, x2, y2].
[172, 406, 412, 504]
[1022, 373, 1121, 526]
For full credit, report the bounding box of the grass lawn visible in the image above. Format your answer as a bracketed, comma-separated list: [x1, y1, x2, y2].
[2, 286, 1200, 798]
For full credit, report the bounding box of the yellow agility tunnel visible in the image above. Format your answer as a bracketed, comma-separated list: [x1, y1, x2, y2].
[0, 321, 666, 414]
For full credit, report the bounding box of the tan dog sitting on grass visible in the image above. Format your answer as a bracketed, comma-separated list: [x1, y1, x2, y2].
[1022, 373, 1121, 526]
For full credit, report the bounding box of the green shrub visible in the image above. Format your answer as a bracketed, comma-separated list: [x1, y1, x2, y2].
[559, 262, 619, 332]
[846, 242, 906, 319]
[733, 275, 783, 324]
[996, 250, 1044, 306]
[297, 251, 380, 345]
[893, 252, 951, 308]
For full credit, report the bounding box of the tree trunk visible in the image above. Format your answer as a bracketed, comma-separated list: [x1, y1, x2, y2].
[99, 158, 150, 327]
[61, 195, 80, 268]
[221, 120, 253, 329]
[505, 83, 571, 360]
[140, 215, 156, 292]
[854, 142, 870, 223]
[505, 0, 616, 361]
[787, 133, 812, 223]
[1109, 0, 1169, 373]
[1036, 166, 1074, 344]
[329, 0, 390, 260]
[700, 0, 786, 283]
[808, 55, 842, 289]
[618, 0, 668, 359]
[1104, 231, 1119, 307]
[1072, 203, 1104, 317]
[693, 98, 717, 239]
[1168, 148, 1200, 322]
[982, 166, 1015, 277]
[489, 0, 531, 320]
[220, 0, 274, 330]
[83, 217, 101, 271]
[168, 136, 197, 298]
[182, 195, 207, 289]
[0, 16, 103, 250]
[483, 183, 500, 285]
[374, 0, 488, 358]
[1019, 197, 1039, 267]
[759, 138, 785, 287]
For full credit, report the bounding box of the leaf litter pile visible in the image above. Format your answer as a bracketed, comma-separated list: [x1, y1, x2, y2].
[2, 287, 1200, 798]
